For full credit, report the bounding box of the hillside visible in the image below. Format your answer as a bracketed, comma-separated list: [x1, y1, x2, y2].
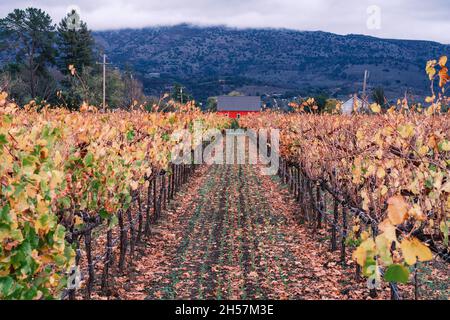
[92, 25, 447, 101]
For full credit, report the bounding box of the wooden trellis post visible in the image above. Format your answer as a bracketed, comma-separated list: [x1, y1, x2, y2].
[331, 198, 339, 251]
[101, 222, 113, 295]
[341, 205, 347, 265]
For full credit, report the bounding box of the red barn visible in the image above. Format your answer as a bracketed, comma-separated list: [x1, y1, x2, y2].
[217, 96, 261, 119]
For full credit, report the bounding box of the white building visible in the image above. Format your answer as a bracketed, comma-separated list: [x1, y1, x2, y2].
[341, 95, 368, 114]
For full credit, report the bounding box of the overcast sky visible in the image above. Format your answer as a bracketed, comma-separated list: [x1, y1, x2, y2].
[1, 0, 449, 43]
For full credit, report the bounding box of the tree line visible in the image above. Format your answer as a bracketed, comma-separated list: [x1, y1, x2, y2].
[0, 8, 393, 112]
[0, 7, 147, 109]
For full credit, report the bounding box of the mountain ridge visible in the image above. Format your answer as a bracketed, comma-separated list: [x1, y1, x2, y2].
[90, 24, 449, 101]
[95, 23, 449, 45]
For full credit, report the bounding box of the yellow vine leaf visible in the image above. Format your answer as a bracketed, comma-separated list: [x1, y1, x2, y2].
[74, 216, 83, 227]
[442, 181, 450, 193]
[439, 56, 448, 67]
[418, 145, 429, 156]
[35, 214, 51, 234]
[49, 170, 64, 189]
[352, 238, 375, 267]
[441, 140, 450, 152]
[425, 96, 435, 103]
[376, 234, 394, 266]
[376, 167, 386, 179]
[380, 185, 388, 196]
[387, 195, 409, 225]
[36, 200, 48, 215]
[379, 219, 397, 243]
[370, 103, 381, 113]
[398, 124, 415, 139]
[426, 60, 437, 80]
[400, 237, 433, 265]
[54, 151, 63, 167]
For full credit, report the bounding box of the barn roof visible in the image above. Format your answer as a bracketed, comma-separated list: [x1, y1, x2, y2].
[217, 96, 261, 111]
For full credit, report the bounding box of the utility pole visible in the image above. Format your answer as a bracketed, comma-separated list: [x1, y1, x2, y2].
[178, 86, 186, 104]
[129, 72, 136, 106]
[96, 54, 111, 111]
[180, 86, 183, 104]
[130, 73, 134, 104]
[362, 70, 370, 110]
[219, 79, 226, 95]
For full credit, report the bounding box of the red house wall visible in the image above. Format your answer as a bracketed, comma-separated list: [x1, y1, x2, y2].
[218, 111, 259, 119]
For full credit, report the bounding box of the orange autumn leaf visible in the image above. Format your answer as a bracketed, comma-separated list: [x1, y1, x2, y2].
[387, 196, 409, 225]
[439, 66, 450, 88]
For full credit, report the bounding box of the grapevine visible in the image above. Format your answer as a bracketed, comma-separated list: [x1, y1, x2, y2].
[0, 94, 230, 299]
[240, 58, 450, 291]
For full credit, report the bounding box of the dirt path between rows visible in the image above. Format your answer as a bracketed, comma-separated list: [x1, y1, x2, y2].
[102, 163, 409, 300]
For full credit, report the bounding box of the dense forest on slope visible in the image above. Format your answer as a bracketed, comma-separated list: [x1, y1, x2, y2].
[94, 24, 450, 101]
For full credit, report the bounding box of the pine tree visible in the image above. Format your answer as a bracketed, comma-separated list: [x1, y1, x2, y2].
[57, 10, 95, 74]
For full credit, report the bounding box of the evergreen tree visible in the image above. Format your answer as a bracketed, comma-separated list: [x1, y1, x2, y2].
[372, 86, 387, 108]
[205, 96, 218, 111]
[171, 83, 192, 103]
[313, 93, 329, 113]
[0, 8, 56, 98]
[57, 10, 94, 74]
[63, 66, 127, 109]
